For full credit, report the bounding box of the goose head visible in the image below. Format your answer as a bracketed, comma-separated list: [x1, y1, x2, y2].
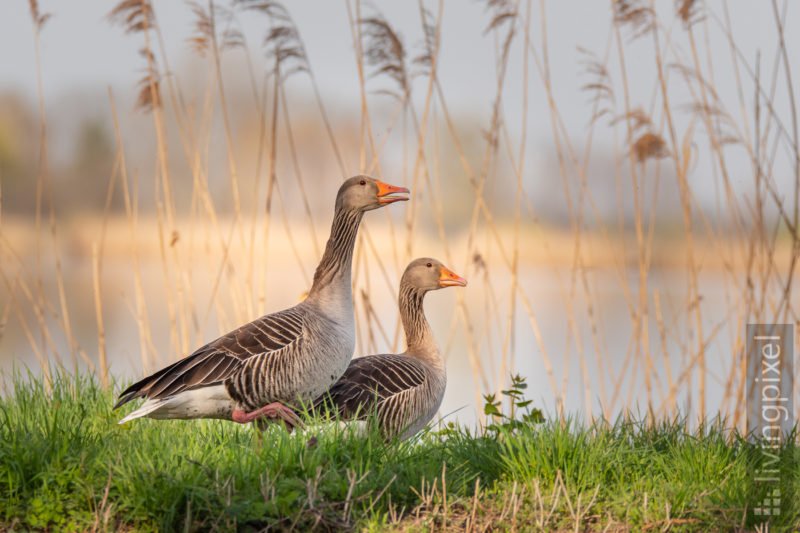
[336, 175, 409, 212]
[402, 257, 467, 292]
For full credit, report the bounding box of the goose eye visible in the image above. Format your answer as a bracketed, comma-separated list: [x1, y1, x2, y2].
[360, 180, 366, 186]
[426, 262, 432, 268]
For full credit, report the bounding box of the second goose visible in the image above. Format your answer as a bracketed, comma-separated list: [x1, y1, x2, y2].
[313, 257, 466, 440]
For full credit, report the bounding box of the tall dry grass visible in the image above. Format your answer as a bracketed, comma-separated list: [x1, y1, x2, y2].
[1, 0, 798, 429]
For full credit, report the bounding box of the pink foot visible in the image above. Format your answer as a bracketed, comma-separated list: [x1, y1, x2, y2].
[232, 402, 303, 432]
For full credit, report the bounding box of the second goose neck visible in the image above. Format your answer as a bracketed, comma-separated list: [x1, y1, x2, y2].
[309, 207, 363, 300]
[399, 284, 440, 364]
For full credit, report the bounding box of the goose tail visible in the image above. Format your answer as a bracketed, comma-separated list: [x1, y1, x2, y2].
[118, 399, 165, 425]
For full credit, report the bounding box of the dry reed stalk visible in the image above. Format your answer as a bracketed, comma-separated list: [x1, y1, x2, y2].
[769, 0, 800, 326]
[272, 180, 311, 288]
[653, 289, 676, 415]
[536, 0, 607, 418]
[345, 0, 416, 356]
[110, 0, 186, 365]
[0, 269, 51, 390]
[185, 3, 254, 336]
[345, 0, 371, 166]
[678, 14, 758, 427]
[441, 0, 520, 415]
[358, 10, 424, 266]
[278, 84, 320, 257]
[0, 272, 13, 346]
[476, 257, 501, 384]
[634, 155, 652, 417]
[27, 0, 50, 373]
[534, 0, 579, 419]
[520, 5, 627, 417]
[520, 34, 635, 418]
[3, 254, 72, 378]
[92, 244, 109, 388]
[164, 17, 233, 343]
[361, 286, 377, 355]
[206, 1, 244, 221]
[109, 93, 155, 374]
[647, 10, 706, 420]
[27, 2, 100, 375]
[352, 244, 366, 356]
[608, 16, 656, 419]
[720, 319, 744, 419]
[498, 0, 531, 398]
[433, 70, 564, 413]
[540, 8, 644, 417]
[27, 0, 64, 370]
[374, 0, 447, 354]
[711, 9, 800, 402]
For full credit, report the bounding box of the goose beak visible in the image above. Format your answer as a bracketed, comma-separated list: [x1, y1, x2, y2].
[439, 266, 467, 288]
[376, 180, 410, 205]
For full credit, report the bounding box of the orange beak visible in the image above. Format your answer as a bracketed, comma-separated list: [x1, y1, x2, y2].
[438, 265, 467, 288]
[375, 179, 410, 205]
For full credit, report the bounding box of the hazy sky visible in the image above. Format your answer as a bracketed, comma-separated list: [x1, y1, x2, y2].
[1, 1, 797, 208]
[2, 1, 790, 117]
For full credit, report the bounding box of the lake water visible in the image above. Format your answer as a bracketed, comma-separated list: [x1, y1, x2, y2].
[1, 217, 796, 430]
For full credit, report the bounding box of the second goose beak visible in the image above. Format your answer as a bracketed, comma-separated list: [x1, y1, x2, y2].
[376, 180, 410, 205]
[439, 266, 467, 288]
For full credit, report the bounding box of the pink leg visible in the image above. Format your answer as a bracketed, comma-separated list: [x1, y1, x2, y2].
[231, 402, 303, 432]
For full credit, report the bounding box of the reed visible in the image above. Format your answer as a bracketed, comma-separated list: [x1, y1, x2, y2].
[1, 0, 798, 435]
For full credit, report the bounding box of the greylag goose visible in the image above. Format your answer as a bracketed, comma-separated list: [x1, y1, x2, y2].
[312, 258, 466, 440]
[115, 175, 409, 426]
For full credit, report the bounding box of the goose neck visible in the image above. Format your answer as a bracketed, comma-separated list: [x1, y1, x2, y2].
[399, 284, 441, 366]
[308, 207, 362, 300]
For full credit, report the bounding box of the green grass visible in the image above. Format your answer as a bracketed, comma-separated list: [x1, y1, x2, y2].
[0, 373, 798, 531]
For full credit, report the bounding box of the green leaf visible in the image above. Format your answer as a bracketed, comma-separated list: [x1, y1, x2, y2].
[484, 403, 501, 416]
[523, 409, 545, 424]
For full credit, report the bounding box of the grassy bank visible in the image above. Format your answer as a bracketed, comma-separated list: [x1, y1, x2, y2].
[0, 374, 797, 531]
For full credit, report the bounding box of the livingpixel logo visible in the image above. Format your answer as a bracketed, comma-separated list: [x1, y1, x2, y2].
[746, 323, 795, 522]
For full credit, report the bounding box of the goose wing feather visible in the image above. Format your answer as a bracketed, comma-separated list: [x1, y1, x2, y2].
[115, 307, 306, 408]
[314, 354, 427, 419]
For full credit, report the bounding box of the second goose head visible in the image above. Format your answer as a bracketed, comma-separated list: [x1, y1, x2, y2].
[402, 258, 467, 292]
[400, 258, 466, 354]
[336, 175, 409, 212]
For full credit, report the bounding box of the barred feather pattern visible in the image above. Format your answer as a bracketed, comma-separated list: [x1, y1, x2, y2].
[225, 308, 307, 410]
[115, 205, 362, 417]
[314, 284, 446, 440]
[310, 208, 362, 295]
[399, 284, 437, 358]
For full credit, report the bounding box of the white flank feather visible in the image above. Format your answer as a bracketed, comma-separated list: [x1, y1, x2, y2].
[118, 385, 235, 424]
[118, 399, 166, 424]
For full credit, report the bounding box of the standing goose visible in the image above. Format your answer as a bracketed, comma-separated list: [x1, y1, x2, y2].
[312, 258, 466, 440]
[115, 175, 409, 426]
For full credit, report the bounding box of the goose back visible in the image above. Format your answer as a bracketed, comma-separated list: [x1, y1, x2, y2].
[313, 353, 446, 440]
[116, 301, 355, 414]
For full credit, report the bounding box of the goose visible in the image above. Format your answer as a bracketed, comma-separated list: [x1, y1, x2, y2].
[312, 257, 466, 440]
[115, 175, 409, 426]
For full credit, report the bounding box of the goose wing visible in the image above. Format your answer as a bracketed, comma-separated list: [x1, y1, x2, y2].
[115, 307, 305, 409]
[313, 354, 427, 419]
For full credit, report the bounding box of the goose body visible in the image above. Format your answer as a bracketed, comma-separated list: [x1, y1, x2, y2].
[314, 258, 466, 440]
[319, 352, 446, 440]
[116, 176, 409, 424]
[118, 302, 352, 424]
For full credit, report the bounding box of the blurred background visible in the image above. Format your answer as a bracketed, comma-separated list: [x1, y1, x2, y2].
[1, 0, 798, 428]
